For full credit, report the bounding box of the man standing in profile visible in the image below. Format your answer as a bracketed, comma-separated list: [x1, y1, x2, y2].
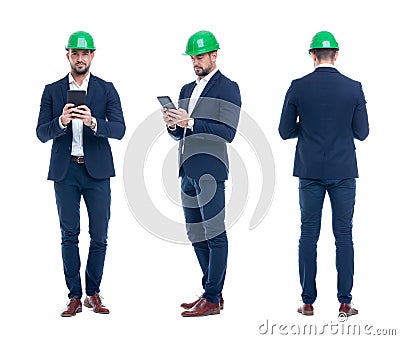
[279, 31, 369, 317]
[162, 30, 241, 317]
[36, 31, 126, 316]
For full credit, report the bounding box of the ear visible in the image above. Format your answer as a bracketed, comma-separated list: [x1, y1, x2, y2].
[210, 51, 217, 63]
[66, 51, 70, 61]
[334, 51, 339, 61]
[310, 51, 317, 62]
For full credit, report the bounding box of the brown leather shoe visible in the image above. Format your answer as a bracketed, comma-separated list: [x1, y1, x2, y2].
[297, 303, 314, 316]
[84, 293, 110, 314]
[181, 297, 220, 317]
[181, 295, 224, 310]
[61, 298, 82, 317]
[339, 303, 358, 317]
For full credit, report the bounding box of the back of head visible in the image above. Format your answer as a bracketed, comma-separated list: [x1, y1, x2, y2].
[309, 31, 339, 62]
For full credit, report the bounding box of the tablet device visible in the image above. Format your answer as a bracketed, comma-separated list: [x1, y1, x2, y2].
[157, 96, 176, 110]
[67, 90, 86, 107]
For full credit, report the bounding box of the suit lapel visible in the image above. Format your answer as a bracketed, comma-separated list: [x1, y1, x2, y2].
[59, 73, 95, 106]
[200, 70, 220, 97]
[58, 75, 71, 135]
[86, 74, 96, 107]
[177, 82, 196, 111]
[60, 75, 69, 104]
[192, 70, 220, 114]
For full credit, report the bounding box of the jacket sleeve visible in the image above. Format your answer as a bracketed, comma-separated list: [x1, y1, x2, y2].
[36, 85, 68, 143]
[187, 118, 236, 143]
[279, 81, 299, 140]
[352, 83, 369, 141]
[167, 125, 185, 140]
[94, 83, 126, 140]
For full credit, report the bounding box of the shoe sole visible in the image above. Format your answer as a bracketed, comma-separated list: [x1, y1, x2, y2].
[181, 310, 220, 317]
[339, 312, 358, 317]
[181, 304, 224, 310]
[297, 309, 313, 316]
[84, 301, 110, 314]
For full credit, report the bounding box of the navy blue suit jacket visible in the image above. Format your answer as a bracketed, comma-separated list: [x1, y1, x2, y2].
[36, 74, 126, 181]
[279, 67, 369, 179]
[168, 70, 241, 180]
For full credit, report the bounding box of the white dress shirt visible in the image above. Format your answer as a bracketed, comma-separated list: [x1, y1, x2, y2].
[59, 73, 90, 156]
[188, 67, 219, 115]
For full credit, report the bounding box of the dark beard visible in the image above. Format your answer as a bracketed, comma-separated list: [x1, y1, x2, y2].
[72, 64, 90, 75]
[195, 65, 212, 77]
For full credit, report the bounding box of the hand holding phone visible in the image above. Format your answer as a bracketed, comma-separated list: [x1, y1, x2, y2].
[157, 96, 176, 110]
[158, 96, 178, 128]
[62, 90, 90, 126]
[70, 104, 92, 126]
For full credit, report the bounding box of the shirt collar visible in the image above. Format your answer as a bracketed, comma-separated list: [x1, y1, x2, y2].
[315, 63, 336, 69]
[68, 72, 90, 87]
[195, 67, 218, 85]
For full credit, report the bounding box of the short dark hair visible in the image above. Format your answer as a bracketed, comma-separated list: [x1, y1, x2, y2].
[311, 48, 337, 61]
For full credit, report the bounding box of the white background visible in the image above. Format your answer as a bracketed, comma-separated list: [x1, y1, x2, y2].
[1, 0, 399, 338]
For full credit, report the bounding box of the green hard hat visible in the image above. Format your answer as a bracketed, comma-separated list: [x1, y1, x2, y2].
[309, 31, 339, 52]
[66, 31, 96, 51]
[184, 30, 220, 56]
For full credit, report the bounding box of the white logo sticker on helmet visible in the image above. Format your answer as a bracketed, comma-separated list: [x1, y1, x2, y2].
[77, 37, 87, 48]
[197, 39, 205, 48]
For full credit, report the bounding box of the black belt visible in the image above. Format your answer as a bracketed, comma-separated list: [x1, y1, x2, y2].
[71, 156, 85, 164]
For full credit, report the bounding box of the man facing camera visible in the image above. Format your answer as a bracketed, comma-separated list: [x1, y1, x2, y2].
[36, 31, 125, 316]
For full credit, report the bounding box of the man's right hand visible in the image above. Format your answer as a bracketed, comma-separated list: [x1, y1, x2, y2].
[60, 103, 75, 126]
[162, 108, 176, 129]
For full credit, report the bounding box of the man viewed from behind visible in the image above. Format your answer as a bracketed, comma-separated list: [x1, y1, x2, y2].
[279, 31, 369, 317]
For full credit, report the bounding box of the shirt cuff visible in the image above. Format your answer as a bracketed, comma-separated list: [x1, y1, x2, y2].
[59, 116, 67, 130]
[167, 125, 177, 131]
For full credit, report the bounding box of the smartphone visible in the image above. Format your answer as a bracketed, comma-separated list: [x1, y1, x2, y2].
[157, 96, 176, 110]
[67, 90, 86, 107]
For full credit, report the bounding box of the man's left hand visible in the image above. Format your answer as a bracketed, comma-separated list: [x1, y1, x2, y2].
[167, 108, 190, 128]
[71, 105, 92, 126]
